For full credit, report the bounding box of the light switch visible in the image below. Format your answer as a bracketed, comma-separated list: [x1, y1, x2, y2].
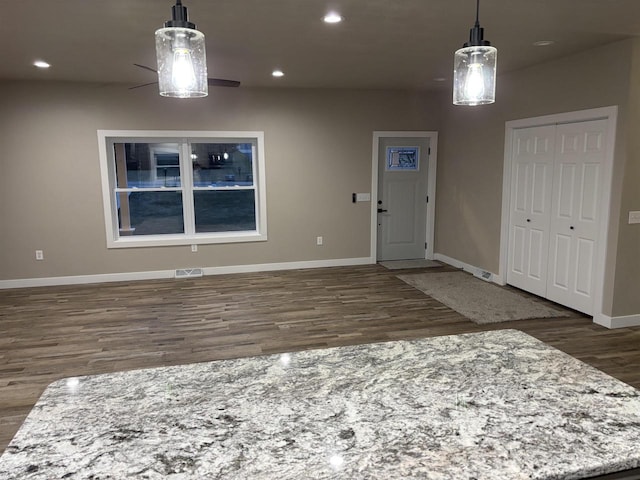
[355, 193, 371, 202]
[629, 211, 640, 224]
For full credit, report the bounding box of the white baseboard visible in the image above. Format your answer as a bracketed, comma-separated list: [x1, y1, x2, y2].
[593, 313, 640, 329]
[0, 270, 174, 289]
[202, 257, 373, 275]
[0, 257, 374, 290]
[433, 253, 501, 285]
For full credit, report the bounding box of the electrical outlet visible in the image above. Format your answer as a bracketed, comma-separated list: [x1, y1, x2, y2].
[191, 244, 198, 252]
[316, 236, 323, 246]
[35, 250, 44, 261]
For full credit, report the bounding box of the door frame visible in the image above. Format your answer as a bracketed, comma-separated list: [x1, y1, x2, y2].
[498, 106, 618, 321]
[371, 131, 438, 262]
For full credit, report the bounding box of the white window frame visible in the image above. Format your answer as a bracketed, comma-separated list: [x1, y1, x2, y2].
[97, 130, 268, 248]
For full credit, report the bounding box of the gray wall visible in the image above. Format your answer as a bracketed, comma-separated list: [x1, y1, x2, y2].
[0, 82, 440, 279]
[434, 39, 637, 317]
[613, 39, 640, 317]
[1, 39, 638, 319]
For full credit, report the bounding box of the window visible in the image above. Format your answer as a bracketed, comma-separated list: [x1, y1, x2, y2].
[98, 131, 267, 248]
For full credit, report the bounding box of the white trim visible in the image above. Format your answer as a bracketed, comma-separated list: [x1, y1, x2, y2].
[202, 257, 372, 275]
[96, 130, 268, 248]
[433, 253, 502, 285]
[97, 130, 267, 139]
[181, 141, 196, 235]
[0, 257, 374, 290]
[0, 270, 174, 289]
[499, 106, 618, 322]
[427, 137, 438, 260]
[254, 136, 268, 243]
[107, 231, 268, 248]
[593, 313, 640, 329]
[371, 131, 438, 262]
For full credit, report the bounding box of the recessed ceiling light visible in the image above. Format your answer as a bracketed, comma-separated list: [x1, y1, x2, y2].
[33, 60, 50, 69]
[533, 40, 555, 47]
[323, 12, 343, 24]
[272, 70, 284, 77]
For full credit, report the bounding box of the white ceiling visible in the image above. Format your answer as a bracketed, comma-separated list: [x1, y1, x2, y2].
[1, 0, 639, 90]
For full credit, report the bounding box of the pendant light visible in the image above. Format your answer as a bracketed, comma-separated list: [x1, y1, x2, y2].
[155, 0, 208, 98]
[453, 0, 497, 106]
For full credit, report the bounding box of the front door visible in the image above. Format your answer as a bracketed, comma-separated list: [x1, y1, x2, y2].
[377, 136, 430, 261]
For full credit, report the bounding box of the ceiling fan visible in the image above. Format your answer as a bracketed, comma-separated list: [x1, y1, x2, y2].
[129, 63, 241, 90]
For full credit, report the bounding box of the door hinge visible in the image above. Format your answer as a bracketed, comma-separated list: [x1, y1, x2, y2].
[426, 195, 429, 203]
[425, 242, 428, 250]
[428, 147, 431, 155]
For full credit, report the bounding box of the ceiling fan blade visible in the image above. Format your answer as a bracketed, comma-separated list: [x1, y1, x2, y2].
[134, 63, 158, 74]
[129, 81, 159, 90]
[133, 63, 241, 88]
[208, 78, 241, 87]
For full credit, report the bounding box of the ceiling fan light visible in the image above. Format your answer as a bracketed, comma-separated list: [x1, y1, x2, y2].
[155, 1, 208, 98]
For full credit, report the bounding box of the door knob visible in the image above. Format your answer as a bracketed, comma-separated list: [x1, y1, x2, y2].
[570, 226, 575, 230]
[378, 208, 388, 213]
[526, 219, 531, 222]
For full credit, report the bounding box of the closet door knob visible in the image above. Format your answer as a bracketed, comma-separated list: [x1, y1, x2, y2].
[570, 226, 575, 230]
[526, 219, 531, 222]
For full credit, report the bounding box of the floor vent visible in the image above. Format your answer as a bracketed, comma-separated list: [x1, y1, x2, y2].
[175, 268, 204, 279]
[477, 270, 493, 282]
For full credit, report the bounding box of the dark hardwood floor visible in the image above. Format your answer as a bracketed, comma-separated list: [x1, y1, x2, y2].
[1, 263, 639, 454]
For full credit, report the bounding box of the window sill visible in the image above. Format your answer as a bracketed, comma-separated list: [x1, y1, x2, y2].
[107, 231, 268, 249]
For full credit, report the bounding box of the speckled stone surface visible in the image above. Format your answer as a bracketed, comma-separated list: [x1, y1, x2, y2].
[1, 329, 639, 479]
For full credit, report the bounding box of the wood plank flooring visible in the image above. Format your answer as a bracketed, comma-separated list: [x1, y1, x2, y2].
[1, 263, 639, 454]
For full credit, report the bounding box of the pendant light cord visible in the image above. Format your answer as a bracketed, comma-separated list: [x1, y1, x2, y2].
[467, 0, 485, 46]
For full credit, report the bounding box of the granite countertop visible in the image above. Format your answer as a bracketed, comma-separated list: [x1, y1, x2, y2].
[1, 329, 639, 479]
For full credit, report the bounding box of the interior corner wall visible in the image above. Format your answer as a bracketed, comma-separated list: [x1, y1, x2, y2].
[434, 39, 634, 317]
[0, 82, 440, 281]
[610, 38, 640, 317]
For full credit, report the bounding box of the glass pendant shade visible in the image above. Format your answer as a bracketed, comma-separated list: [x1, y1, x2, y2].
[453, 45, 497, 105]
[155, 27, 208, 98]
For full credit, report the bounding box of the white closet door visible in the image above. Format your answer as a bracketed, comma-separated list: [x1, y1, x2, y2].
[507, 125, 556, 296]
[546, 119, 608, 314]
